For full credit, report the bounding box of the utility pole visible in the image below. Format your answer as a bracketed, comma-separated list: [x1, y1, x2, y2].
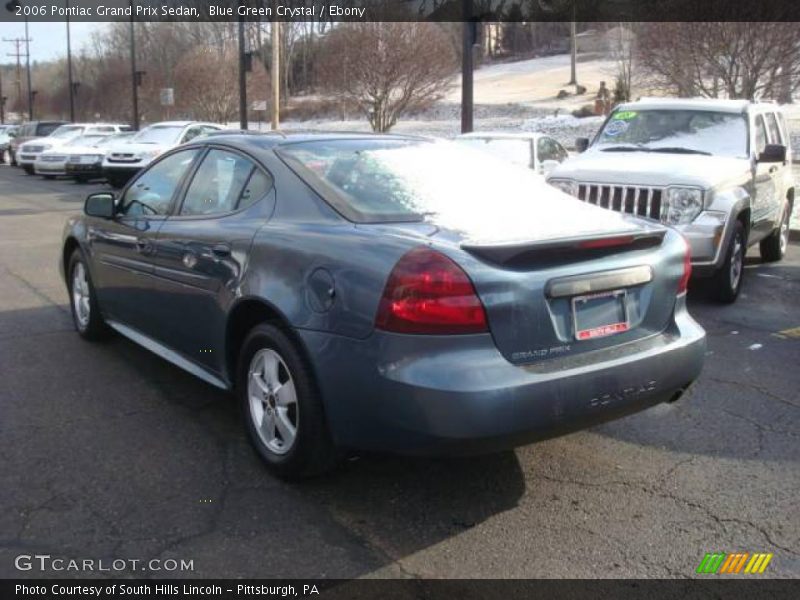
[568, 2, 578, 86]
[271, 21, 279, 130]
[128, 3, 139, 130]
[66, 0, 75, 121]
[461, 0, 474, 134]
[3, 36, 29, 118]
[238, 16, 247, 130]
[24, 17, 31, 119]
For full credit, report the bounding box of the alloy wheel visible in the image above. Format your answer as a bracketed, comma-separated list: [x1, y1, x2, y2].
[730, 231, 744, 292]
[71, 262, 91, 329]
[247, 348, 298, 455]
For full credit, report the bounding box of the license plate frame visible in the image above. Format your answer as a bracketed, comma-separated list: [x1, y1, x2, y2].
[571, 289, 630, 341]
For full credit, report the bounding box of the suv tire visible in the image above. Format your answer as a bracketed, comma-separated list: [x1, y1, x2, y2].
[759, 201, 791, 262]
[22, 165, 34, 175]
[710, 220, 746, 304]
[237, 324, 339, 480]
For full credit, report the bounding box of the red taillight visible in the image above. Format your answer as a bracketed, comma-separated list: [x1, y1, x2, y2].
[375, 247, 488, 334]
[678, 237, 692, 294]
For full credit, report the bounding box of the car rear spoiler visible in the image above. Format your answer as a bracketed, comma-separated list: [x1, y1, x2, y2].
[461, 230, 667, 269]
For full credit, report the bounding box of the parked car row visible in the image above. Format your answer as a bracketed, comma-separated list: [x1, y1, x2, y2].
[3, 119, 225, 187]
[8, 98, 791, 478]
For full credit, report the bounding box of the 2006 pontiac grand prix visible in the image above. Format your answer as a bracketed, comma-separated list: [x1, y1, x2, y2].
[60, 133, 706, 478]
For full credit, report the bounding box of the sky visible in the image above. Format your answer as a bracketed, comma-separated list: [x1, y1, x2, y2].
[0, 21, 105, 64]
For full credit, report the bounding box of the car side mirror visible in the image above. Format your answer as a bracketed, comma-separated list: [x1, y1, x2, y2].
[575, 137, 590, 153]
[84, 192, 116, 218]
[758, 143, 786, 163]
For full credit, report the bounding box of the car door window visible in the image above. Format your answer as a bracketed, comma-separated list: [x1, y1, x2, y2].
[180, 149, 270, 216]
[765, 112, 783, 145]
[120, 149, 200, 217]
[182, 127, 204, 143]
[537, 137, 559, 162]
[753, 115, 768, 156]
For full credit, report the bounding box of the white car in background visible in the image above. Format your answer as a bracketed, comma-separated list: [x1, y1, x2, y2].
[65, 132, 135, 183]
[17, 123, 130, 175]
[454, 131, 570, 176]
[34, 134, 115, 178]
[102, 121, 224, 188]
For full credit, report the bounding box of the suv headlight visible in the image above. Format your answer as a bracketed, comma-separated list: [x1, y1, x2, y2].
[664, 187, 704, 225]
[548, 179, 577, 196]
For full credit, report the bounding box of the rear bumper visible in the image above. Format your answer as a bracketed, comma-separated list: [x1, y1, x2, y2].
[34, 162, 67, 176]
[299, 295, 706, 455]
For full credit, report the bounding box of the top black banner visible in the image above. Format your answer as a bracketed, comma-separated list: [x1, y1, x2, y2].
[1, 0, 800, 23]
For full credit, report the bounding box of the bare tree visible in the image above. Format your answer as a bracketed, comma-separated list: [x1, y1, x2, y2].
[609, 24, 635, 104]
[637, 22, 800, 101]
[317, 22, 457, 132]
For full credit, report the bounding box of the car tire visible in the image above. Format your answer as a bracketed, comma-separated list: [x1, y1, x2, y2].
[43, 175, 55, 180]
[710, 220, 746, 304]
[67, 249, 109, 341]
[237, 323, 339, 480]
[22, 165, 34, 175]
[759, 201, 791, 263]
[74, 175, 88, 184]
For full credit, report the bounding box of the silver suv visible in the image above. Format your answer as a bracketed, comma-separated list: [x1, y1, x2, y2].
[548, 99, 794, 303]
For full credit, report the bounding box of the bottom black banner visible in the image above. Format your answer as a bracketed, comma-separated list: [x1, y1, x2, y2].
[3, 579, 800, 600]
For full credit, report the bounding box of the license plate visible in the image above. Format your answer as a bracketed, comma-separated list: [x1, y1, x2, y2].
[572, 289, 629, 341]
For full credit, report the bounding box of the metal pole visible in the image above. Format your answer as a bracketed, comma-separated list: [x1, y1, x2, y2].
[66, 0, 75, 121]
[271, 21, 279, 130]
[129, 4, 139, 130]
[460, 0, 474, 134]
[24, 17, 32, 120]
[238, 17, 247, 130]
[0, 70, 4, 124]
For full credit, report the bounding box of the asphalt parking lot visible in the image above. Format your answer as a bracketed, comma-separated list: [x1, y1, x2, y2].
[0, 165, 798, 579]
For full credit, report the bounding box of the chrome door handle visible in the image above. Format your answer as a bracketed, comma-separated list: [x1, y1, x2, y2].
[211, 244, 231, 258]
[135, 238, 152, 254]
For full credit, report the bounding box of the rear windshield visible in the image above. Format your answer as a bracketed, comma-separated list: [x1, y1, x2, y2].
[133, 125, 183, 145]
[454, 137, 533, 168]
[37, 123, 63, 136]
[277, 139, 547, 223]
[50, 125, 85, 139]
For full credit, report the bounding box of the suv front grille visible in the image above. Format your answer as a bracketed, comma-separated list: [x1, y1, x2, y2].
[576, 184, 664, 221]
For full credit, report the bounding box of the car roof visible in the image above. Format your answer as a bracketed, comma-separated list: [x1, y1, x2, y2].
[144, 121, 219, 128]
[457, 131, 543, 140]
[193, 131, 431, 150]
[617, 97, 780, 114]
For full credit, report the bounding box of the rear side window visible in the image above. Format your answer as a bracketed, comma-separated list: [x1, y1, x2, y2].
[754, 115, 768, 155]
[765, 112, 783, 145]
[537, 137, 562, 162]
[37, 123, 61, 136]
[180, 149, 271, 216]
